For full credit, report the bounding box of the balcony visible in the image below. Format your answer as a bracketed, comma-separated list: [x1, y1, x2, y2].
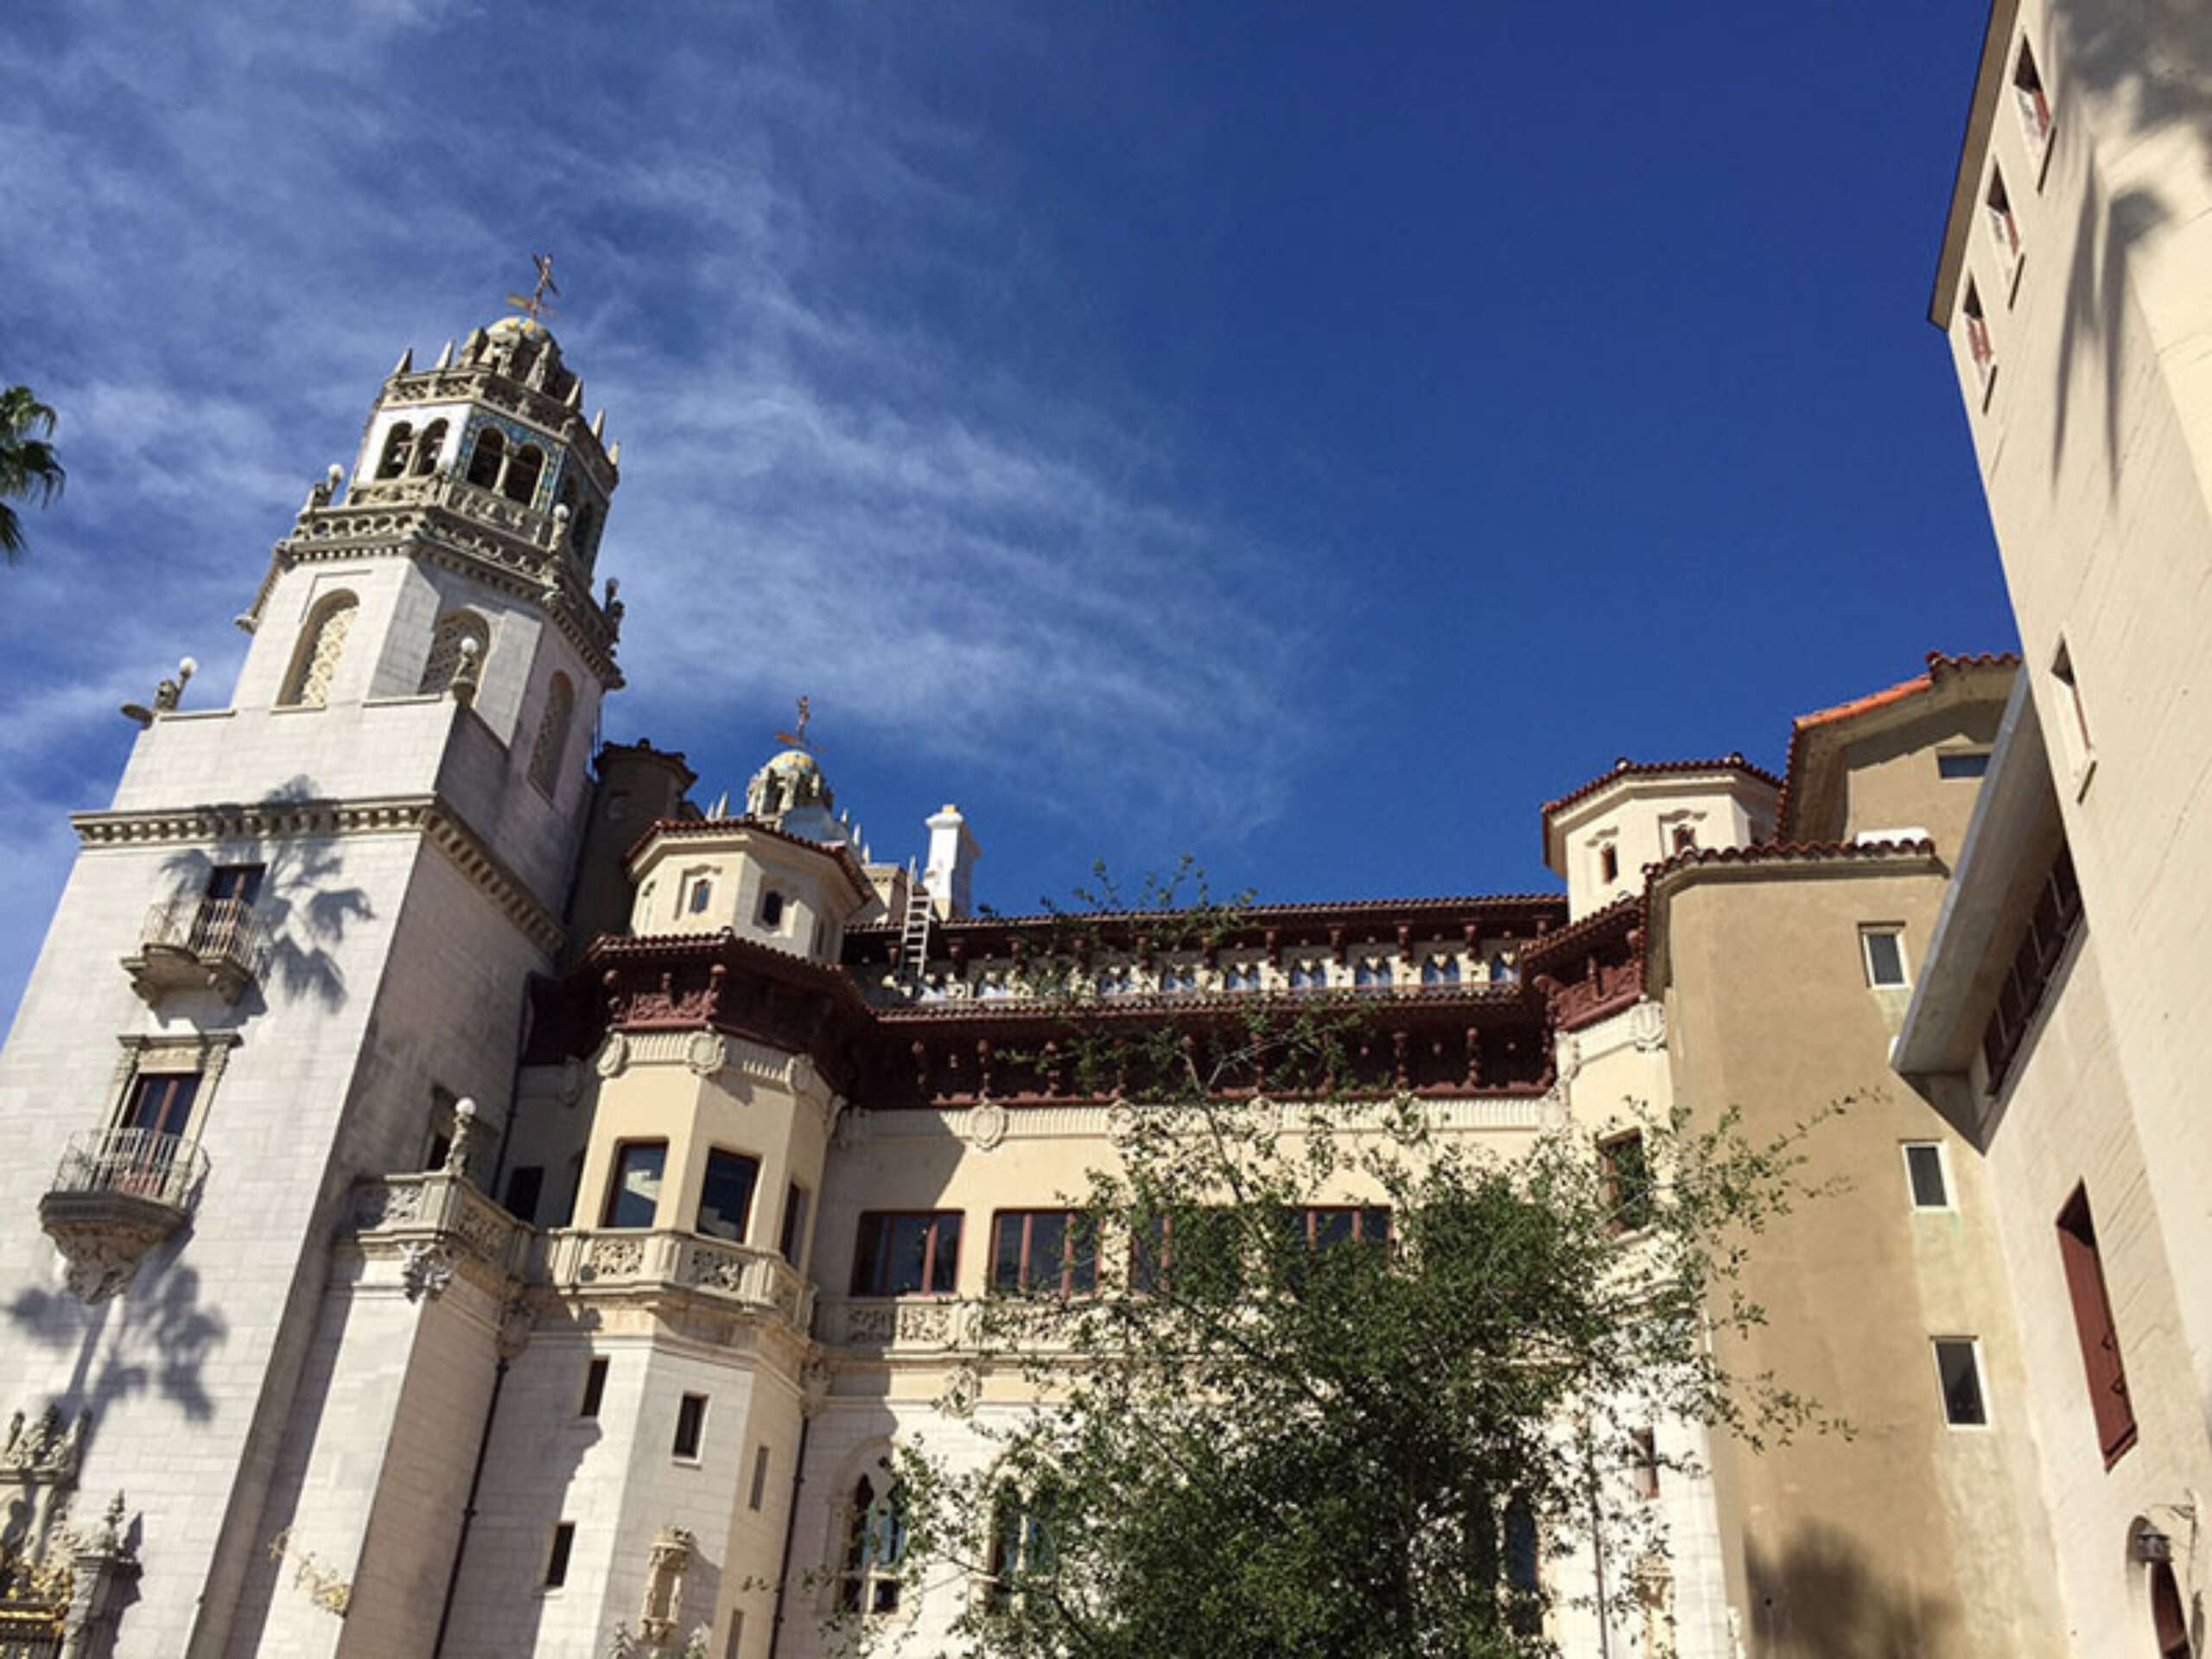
[542, 1230, 815, 1330]
[123, 896, 267, 1005]
[39, 1128, 209, 1303]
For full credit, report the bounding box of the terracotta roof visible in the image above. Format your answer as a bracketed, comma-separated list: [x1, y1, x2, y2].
[1519, 893, 1643, 974]
[1539, 754, 1781, 824]
[1776, 652, 2018, 839]
[1645, 836, 1937, 880]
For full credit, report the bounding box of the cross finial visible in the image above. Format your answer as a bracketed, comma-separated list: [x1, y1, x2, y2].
[774, 696, 813, 752]
[505, 253, 561, 322]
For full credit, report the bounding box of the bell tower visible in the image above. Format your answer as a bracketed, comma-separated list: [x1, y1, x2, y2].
[0, 289, 629, 1656]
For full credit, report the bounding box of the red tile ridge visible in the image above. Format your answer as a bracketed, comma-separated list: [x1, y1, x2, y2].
[1540, 754, 1783, 823]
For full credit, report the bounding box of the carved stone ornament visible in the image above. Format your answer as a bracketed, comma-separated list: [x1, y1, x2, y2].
[39, 1194, 183, 1305]
[964, 1101, 1008, 1153]
[1556, 1031, 1582, 1084]
[1630, 999, 1667, 1053]
[594, 1032, 631, 1080]
[684, 1030, 728, 1079]
[399, 1241, 457, 1302]
[1105, 1099, 1138, 1143]
[940, 1361, 983, 1419]
[352, 1180, 424, 1231]
[1, 1408, 87, 1484]
[1539, 1084, 1570, 1132]
[497, 1296, 536, 1360]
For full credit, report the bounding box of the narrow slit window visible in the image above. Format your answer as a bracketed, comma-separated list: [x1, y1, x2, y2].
[748, 1445, 772, 1510]
[1670, 824, 1698, 854]
[1937, 750, 1991, 779]
[2051, 639, 2093, 777]
[779, 1183, 810, 1265]
[545, 1522, 575, 1588]
[1961, 279, 1995, 391]
[2013, 38, 2052, 152]
[672, 1392, 708, 1460]
[579, 1357, 609, 1419]
[1629, 1427, 1660, 1501]
[1986, 167, 2020, 270]
[758, 889, 785, 930]
[1600, 1132, 1654, 1233]
[1599, 843, 1619, 884]
[1934, 1338, 1988, 1427]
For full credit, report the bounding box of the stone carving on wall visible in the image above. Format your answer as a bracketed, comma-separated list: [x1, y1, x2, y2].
[940, 1361, 982, 1418]
[42, 1211, 176, 1306]
[964, 1101, 1008, 1152]
[399, 1241, 456, 1302]
[584, 1236, 646, 1280]
[0, 1410, 86, 1485]
[352, 1181, 423, 1230]
[639, 1526, 696, 1643]
[683, 1031, 728, 1079]
[594, 1032, 631, 1079]
[1630, 999, 1667, 1052]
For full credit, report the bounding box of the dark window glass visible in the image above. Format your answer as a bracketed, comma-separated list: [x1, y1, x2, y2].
[205, 863, 264, 904]
[1599, 844, 1619, 882]
[545, 1522, 575, 1587]
[1864, 929, 1908, 987]
[579, 1357, 608, 1419]
[990, 1211, 1099, 1295]
[672, 1393, 708, 1459]
[1904, 1144, 1948, 1209]
[467, 426, 505, 490]
[748, 1445, 772, 1510]
[1600, 1133, 1654, 1233]
[760, 890, 784, 928]
[1937, 751, 1991, 779]
[1134, 1208, 1243, 1294]
[1629, 1428, 1660, 1500]
[779, 1183, 810, 1265]
[696, 1150, 760, 1243]
[1670, 825, 1698, 854]
[838, 1476, 907, 1614]
[124, 1071, 200, 1138]
[504, 1165, 545, 1224]
[1935, 1339, 1987, 1426]
[602, 1141, 666, 1230]
[1503, 1494, 1541, 1633]
[852, 1212, 962, 1296]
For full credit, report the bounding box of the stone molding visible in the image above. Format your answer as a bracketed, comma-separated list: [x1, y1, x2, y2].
[75, 794, 564, 957]
[849, 1094, 1550, 1147]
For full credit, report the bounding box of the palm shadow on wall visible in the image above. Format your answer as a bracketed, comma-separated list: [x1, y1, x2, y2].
[2043, 0, 2212, 489]
[1744, 1523, 1959, 1659]
[159, 777, 375, 1012]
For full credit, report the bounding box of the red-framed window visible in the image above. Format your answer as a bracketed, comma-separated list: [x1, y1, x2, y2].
[851, 1211, 963, 1296]
[2056, 1185, 2136, 1465]
[989, 1211, 1099, 1295]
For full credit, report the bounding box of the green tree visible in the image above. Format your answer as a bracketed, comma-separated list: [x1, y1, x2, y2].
[0, 385, 67, 563]
[859, 869, 1832, 1659]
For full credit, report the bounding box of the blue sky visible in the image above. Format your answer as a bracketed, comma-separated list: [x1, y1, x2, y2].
[0, 1, 2011, 1022]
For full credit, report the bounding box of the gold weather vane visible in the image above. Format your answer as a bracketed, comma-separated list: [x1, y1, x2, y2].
[505, 253, 560, 321]
[774, 696, 813, 753]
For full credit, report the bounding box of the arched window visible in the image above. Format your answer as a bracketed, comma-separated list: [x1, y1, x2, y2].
[417, 610, 490, 695]
[1422, 955, 1460, 986]
[504, 443, 545, 505]
[1503, 1494, 1541, 1634]
[376, 423, 414, 480]
[838, 1474, 907, 1615]
[982, 1480, 1059, 1613]
[528, 672, 575, 794]
[411, 419, 448, 476]
[759, 890, 785, 930]
[2152, 1560, 2191, 1659]
[1670, 824, 1698, 854]
[279, 592, 359, 709]
[465, 425, 505, 489]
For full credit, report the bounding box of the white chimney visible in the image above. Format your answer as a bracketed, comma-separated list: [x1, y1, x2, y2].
[923, 804, 981, 920]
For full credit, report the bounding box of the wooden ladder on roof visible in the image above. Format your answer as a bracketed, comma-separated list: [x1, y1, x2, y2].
[898, 863, 934, 986]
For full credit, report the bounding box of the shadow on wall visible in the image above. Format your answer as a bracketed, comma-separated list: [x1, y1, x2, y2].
[7, 1233, 227, 1436]
[2044, 0, 2212, 488]
[1744, 1522, 1959, 1658]
[161, 778, 375, 1013]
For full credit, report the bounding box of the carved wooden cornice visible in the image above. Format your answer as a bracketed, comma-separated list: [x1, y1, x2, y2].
[74, 793, 565, 957]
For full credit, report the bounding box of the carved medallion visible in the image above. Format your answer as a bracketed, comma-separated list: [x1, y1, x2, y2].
[684, 1030, 728, 1079]
[1630, 1000, 1667, 1052]
[594, 1033, 630, 1079]
[966, 1102, 1009, 1152]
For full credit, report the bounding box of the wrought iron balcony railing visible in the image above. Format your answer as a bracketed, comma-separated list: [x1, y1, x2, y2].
[124, 896, 268, 1004]
[48, 1127, 208, 1211]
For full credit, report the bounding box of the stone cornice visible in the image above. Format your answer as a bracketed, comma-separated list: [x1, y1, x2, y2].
[74, 792, 565, 957]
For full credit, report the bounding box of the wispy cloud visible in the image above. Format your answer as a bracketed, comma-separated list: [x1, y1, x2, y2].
[0, 0, 1325, 1018]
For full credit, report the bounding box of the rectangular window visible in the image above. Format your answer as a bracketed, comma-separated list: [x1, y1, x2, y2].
[696, 1149, 761, 1243]
[748, 1445, 772, 1510]
[851, 1211, 963, 1296]
[1986, 166, 2020, 281]
[122, 1070, 200, 1140]
[2056, 1185, 2136, 1464]
[1290, 1206, 1394, 1249]
[672, 1392, 708, 1461]
[1936, 750, 1991, 779]
[2051, 639, 2094, 786]
[503, 1165, 545, 1224]
[204, 863, 265, 904]
[1860, 926, 1910, 988]
[724, 1613, 744, 1659]
[1133, 1207, 1242, 1294]
[1934, 1338, 1988, 1427]
[545, 1522, 575, 1589]
[990, 1211, 1101, 1295]
[579, 1357, 609, 1420]
[1599, 842, 1619, 883]
[1903, 1143, 1950, 1210]
[779, 1183, 810, 1266]
[602, 1141, 667, 1229]
[1961, 278, 1995, 398]
[1629, 1427, 1660, 1501]
[1599, 1132, 1654, 1233]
